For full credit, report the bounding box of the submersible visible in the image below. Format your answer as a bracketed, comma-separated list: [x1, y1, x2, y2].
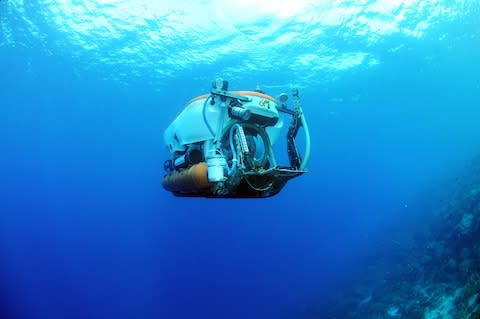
[162, 79, 311, 198]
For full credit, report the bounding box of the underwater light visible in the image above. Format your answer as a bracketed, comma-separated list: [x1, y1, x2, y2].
[162, 79, 311, 198]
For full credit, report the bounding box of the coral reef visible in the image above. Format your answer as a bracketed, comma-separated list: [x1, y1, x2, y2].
[307, 154, 480, 318]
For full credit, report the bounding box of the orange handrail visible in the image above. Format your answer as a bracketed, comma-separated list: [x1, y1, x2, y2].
[188, 91, 277, 104]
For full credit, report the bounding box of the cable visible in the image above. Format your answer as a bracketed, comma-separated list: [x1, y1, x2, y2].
[202, 95, 215, 137]
[300, 110, 311, 170]
[227, 124, 240, 176]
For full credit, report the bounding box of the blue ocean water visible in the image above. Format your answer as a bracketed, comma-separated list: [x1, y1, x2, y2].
[1, 1, 479, 318]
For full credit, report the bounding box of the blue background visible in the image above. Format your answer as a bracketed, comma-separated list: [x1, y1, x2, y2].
[1, 1, 479, 318]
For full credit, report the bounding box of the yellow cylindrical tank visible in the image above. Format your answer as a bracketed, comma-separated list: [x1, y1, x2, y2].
[162, 162, 211, 193]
